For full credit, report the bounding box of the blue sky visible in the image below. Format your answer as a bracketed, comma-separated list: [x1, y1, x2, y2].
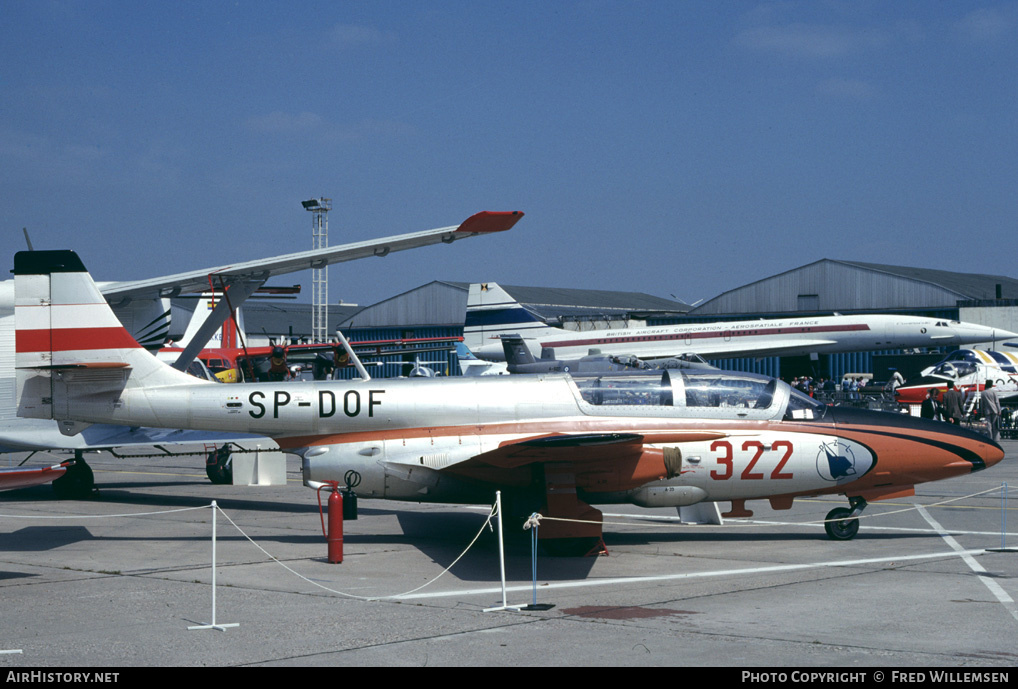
[2, 1, 1016, 309]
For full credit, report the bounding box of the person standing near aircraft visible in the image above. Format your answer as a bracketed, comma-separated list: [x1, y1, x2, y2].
[267, 346, 289, 381]
[980, 379, 1002, 441]
[943, 381, 965, 425]
[920, 388, 941, 421]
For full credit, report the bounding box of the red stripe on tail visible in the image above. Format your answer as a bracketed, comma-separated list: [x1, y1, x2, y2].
[16, 328, 141, 353]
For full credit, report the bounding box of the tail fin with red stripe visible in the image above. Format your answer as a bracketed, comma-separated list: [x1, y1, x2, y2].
[14, 250, 196, 428]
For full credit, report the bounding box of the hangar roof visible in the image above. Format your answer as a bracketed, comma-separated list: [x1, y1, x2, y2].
[692, 259, 1018, 316]
[836, 261, 1018, 301]
[335, 281, 690, 329]
[485, 283, 691, 320]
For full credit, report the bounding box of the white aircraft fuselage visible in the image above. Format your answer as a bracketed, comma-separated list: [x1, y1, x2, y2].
[465, 283, 1016, 363]
[470, 313, 1012, 362]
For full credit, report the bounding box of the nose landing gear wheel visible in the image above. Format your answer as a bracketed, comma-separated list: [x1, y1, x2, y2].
[824, 507, 860, 540]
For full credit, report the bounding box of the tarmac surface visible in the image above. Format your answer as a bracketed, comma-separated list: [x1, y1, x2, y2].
[0, 439, 1016, 668]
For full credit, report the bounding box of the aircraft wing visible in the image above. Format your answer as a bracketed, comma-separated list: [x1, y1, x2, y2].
[444, 431, 728, 487]
[98, 211, 523, 302]
[672, 338, 840, 360]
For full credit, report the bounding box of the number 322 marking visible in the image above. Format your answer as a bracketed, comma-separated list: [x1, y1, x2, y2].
[709, 440, 794, 480]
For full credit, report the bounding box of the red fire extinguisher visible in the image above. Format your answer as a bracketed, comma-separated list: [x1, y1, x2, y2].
[318, 482, 343, 563]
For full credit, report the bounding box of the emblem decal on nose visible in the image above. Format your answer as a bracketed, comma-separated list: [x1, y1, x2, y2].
[816, 440, 873, 483]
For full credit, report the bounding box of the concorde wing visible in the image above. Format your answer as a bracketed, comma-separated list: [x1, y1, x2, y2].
[688, 338, 839, 360]
[98, 211, 523, 302]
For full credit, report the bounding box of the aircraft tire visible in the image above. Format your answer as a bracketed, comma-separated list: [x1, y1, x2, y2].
[824, 507, 859, 541]
[205, 446, 233, 485]
[53, 460, 95, 500]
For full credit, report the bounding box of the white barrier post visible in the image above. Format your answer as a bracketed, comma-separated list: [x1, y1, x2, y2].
[189, 501, 239, 631]
[484, 492, 522, 613]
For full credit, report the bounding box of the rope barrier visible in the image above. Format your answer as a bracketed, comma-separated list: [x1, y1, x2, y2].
[0, 505, 209, 520]
[1, 481, 1010, 613]
[213, 501, 498, 601]
[524, 484, 1013, 531]
[1, 499, 499, 602]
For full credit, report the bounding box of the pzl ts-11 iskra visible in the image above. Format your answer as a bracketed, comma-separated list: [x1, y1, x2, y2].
[14, 251, 1004, 551]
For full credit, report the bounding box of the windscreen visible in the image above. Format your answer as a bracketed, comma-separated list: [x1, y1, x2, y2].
[784, 386, 828, 420]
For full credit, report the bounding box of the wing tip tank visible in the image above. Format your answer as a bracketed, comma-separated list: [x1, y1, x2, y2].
[455, 211, 524, 234]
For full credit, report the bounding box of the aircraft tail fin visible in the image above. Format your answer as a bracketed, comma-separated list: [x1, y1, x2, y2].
[500, 334, 537, 366]
[464, 282, 561, 353]
[14, 250, 197, 427]
[455, 341, 479, 361]
[454, 341, 507, 376]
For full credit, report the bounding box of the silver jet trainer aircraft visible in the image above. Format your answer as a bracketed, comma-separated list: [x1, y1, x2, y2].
[15, 251, 1004, 552]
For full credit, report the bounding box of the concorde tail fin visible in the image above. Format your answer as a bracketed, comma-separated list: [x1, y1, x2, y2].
[463, 282, 561, 353]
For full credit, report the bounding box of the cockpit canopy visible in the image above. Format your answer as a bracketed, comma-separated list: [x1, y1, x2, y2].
[930, 349, 1018, 377]
[570, 369, 826, 420]
[931, 361, 976, 379]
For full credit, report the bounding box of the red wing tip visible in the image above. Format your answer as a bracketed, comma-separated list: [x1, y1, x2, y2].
[455, 211, 524, 234]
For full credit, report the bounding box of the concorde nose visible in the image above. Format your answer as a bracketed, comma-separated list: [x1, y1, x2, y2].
[953, 322, 1018, 344]
[828, 406, 1004, 475]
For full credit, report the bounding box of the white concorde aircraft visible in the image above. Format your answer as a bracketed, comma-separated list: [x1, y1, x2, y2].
[0, 211, 522, 493]
[11, 250, 1004, 553]
[464, 282, 1017, 364]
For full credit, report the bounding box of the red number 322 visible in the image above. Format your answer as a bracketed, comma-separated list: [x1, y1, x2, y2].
[709, 440, 794, 480]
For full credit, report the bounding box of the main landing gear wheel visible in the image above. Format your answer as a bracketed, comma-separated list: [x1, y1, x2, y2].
[205, 445, 233, 485]
[824, 507, 860, 541]
[53, 453, 96, 500]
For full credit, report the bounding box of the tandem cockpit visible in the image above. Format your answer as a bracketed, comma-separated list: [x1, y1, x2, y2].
[569, 369, 827, 421]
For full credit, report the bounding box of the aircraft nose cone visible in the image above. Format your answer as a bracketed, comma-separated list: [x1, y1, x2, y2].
[983, 438, 1005, 469]
[828, 406, 1005, 475]
[959, 324, 1018, 343]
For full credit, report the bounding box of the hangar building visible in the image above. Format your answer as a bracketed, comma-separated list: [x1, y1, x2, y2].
[663, 259, 1018, 381]
[186, 260, 1018, 382]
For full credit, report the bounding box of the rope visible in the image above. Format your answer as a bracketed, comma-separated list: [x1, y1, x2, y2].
[0, 505, 209, 520]
[1, 499, 499, 602]
[523, 485, 1011, 530]
[214, 501, 498, 601]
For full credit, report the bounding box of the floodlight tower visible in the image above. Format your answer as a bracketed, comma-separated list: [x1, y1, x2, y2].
[302, 197, 332, 342]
